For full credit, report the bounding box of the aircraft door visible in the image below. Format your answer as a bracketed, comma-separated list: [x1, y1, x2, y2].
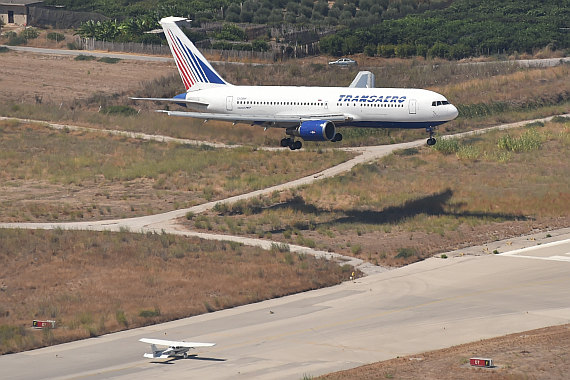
[226, 96, 233, 111]
[409, 99, 417, 114]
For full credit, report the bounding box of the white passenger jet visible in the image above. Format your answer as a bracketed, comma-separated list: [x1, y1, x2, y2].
[139, 338, 215, 359]
[132, 17, 458, 150]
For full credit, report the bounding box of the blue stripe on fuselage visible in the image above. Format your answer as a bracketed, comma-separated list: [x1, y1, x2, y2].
[337, 120, 449, 129]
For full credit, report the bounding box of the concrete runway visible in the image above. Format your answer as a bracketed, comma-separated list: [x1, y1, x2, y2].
[2, 231, 569, 380]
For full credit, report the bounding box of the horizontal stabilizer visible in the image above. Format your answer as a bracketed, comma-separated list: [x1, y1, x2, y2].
[349, 71, 375, 88]
[130, 97, 209, 107]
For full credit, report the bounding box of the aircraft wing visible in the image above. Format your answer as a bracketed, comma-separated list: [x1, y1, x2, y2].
[159, 110, 349, 125]
[130, 97, 209, 107]
[139, 338, 215, 348]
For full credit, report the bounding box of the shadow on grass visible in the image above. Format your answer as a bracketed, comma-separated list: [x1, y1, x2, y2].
[268, 189, 529, 233]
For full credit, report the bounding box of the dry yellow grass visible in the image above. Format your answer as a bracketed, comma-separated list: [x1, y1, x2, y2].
[0, 119, 350, 222]
[187, 120, 570, 266]
[0, 228, 351, 354]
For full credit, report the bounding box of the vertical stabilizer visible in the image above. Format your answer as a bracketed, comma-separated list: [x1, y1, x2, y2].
[160, 17, 230, 91]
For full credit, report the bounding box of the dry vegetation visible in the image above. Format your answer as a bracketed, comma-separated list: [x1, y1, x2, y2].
[185, 118, 570, 266]
[319, 324, 570, 380]
[0, 119, 349, 222]
[0, 228, 351, 354]
[0, 50, 568, 149]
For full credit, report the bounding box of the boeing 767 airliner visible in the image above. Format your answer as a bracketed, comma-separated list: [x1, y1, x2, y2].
[132, 17, 458, 150]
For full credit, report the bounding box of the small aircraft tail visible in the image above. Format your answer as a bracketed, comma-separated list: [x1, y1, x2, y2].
[160, 17, 230, 91]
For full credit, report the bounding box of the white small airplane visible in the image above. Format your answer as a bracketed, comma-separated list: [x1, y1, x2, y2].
[132, 17, 459, 150]
[139, 338, 215, 359]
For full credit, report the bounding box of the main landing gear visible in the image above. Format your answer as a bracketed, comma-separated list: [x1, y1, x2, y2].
[281, 137, 302, 150]
[426, 127, 437, 146]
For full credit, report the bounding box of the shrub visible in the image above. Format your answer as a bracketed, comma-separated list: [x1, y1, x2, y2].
[395, 247, 417, 259]
[101, 105, 137, 116]
[74, 54, 97, 61]
[139, 307, 160, 318]
[115, 309, 128, 328]
[271, 242, 290, 253]
[551, 116, 569, 123]
[433, 138, 460, 154]
[0, 46, 8, 53]
[98, 57, 121, 64]
[47, 32, 65, 41]
[67, 42, 80, 50]
[456, 145, 480, 160]
[7, 33, 26, 46]
[351, 244, 362, 255]
[497, 128, 542, 152]
[20, 28, 39, 40]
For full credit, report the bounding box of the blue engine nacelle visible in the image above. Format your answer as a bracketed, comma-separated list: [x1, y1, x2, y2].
[290, 120, 336, 141]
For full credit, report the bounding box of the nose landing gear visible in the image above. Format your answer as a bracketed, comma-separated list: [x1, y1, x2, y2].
[426, 127, 437, 146]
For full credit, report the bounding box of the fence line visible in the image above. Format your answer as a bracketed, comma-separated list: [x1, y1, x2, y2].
[77, 38, 320, 61]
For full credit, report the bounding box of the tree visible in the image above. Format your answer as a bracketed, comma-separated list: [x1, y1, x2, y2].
[319, 34, 344, 56]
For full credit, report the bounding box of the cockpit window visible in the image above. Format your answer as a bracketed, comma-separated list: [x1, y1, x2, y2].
[432, 100, 450, 106]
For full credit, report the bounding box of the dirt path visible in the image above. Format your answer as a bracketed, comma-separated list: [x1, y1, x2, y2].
[1, 113, 568, 275]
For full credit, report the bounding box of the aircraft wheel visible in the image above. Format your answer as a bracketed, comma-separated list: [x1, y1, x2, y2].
[293, 140, 302, 150]
[281, 138, 291, 147]
[183, 352, 188, 359]
[333, 133, 343, 142]
[427, 137, 436, 146]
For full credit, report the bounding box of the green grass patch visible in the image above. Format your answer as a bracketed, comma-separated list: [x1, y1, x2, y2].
[101, 105, 137, 116]
[98, 57, 121, 64]
[497, 128, 543, 152]
[74, 55, 97, 61]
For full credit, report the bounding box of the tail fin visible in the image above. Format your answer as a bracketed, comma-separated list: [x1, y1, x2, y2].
[160, 17, 229, 91]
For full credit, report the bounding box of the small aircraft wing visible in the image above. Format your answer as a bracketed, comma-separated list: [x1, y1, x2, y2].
[139, 338, 215, 348]
[158, 110, 349, 125]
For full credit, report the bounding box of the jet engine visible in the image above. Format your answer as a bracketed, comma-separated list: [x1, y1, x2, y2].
[288, 120, 336, 141]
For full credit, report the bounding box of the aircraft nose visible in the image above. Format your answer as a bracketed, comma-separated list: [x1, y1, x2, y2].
[449, 104, 459, 120]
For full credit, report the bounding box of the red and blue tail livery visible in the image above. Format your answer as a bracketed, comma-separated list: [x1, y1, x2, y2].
[132, 17, 458, 150]
[160, 17, 228, 90]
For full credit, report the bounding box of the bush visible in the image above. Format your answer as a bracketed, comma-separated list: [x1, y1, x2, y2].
[7, 33, 26, 46]
[101, 105, 137, 116]
[47, 32, 65, 41]
[271, 242, 290, 253]
[115, 309, 128, 328]
[0, 46, 8, 53]
[20, 28, 39, 40]
[74, 54, 96, 61]
[98, 57, 121, 64]
[395, 247, 417, 259]
[67, 42, 80, 50]
[433, 138, 460, 154]
[139, 308, 160, 318]
[497, 128, 542, 152]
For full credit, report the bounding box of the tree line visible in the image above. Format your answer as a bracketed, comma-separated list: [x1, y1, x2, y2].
[320, 0, 569, 58]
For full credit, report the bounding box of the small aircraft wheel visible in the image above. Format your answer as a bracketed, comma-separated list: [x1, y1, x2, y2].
[293, 140, 302, 150]
[427, 137, 436, 146]
[281, 138, 290, 147]
[183, 352, 188, 359]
